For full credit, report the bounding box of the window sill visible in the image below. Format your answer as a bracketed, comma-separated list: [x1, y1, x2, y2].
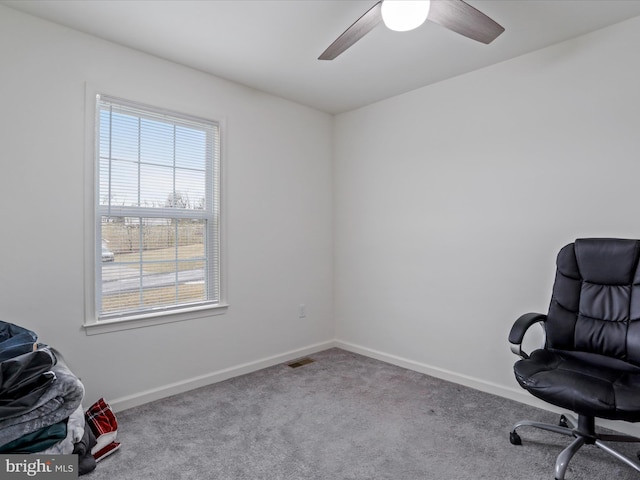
[83, 303, 229, 335]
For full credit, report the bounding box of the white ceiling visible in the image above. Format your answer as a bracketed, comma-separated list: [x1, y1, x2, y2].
[4, 0, 640, 114]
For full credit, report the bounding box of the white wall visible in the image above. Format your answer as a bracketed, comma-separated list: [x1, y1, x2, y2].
[334, 15, 640, 409]
[3, 2, 640, 428]
[0, 6, 334, 409]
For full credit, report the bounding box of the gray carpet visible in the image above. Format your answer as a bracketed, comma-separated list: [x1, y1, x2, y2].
[86, 348, 640, 479]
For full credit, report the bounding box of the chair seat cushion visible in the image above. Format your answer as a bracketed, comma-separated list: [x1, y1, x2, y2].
[514, 349, 640, 422]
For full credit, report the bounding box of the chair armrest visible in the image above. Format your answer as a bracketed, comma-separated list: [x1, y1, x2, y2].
[509, 312, 547, 359]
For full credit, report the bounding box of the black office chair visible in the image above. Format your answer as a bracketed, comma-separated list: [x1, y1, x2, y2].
[509, 238, 640, 480]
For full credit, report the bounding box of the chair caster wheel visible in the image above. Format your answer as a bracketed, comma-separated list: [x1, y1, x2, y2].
[510, 431, 522, 445]
[559, 415, 569, 428]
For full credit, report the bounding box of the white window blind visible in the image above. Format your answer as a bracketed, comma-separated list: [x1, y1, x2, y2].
[95, 95, 221, 321]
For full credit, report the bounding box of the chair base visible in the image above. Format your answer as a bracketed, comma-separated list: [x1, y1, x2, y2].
[510, 413, 640, 480]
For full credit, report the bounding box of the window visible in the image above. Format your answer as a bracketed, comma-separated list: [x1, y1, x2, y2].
[94, 95, 221, 322]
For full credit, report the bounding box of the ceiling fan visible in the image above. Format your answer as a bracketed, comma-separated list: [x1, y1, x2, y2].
[318, 0, 505, 60]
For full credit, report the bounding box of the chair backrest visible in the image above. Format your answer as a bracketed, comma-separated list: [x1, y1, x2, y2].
[547, 238, 640, 365]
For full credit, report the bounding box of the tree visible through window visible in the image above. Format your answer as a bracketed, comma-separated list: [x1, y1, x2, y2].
[96, 95, 221, 320]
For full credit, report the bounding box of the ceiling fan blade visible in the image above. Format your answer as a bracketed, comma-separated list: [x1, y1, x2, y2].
[319, 1, 383, 60]
[427, 0, 505, 44]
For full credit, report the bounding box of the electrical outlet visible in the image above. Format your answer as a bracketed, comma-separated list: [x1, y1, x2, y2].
[298, 304, 307, 319]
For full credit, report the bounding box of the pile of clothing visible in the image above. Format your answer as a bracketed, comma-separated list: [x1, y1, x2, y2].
[0, 321, 120, 475]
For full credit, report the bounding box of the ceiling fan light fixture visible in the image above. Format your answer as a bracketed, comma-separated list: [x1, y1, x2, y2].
[381, 0, 431, 32]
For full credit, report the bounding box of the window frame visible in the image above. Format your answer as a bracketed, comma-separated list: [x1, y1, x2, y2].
[83, 85, 227, 335]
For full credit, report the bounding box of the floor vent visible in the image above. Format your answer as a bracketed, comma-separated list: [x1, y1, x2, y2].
[287, 357, 315, 368]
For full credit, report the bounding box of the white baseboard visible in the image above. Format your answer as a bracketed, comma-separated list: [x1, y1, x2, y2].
[335, 339, 640, 437]
[109, 340, 336, 412]
[109, 337, 640, 438]
[334, 339, 531, 402]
